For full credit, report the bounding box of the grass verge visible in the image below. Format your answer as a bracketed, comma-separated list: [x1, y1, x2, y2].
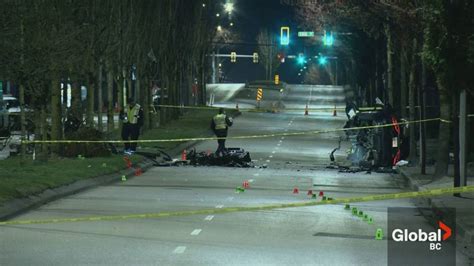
[0, 155, 142, 205]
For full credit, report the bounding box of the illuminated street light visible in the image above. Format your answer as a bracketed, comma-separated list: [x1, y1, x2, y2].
[230, 22, 234, 27]
[202, 3, 206, 7]
[217, 25, 222, 31]
[216, 13, 220, 17]
[224, 2, 234, 14]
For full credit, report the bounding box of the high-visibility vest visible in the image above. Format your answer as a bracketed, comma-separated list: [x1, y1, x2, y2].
[124, 104, 141, 124]
[213, 114, 227, 130]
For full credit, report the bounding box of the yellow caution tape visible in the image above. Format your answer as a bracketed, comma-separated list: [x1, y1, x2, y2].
[1, 185, 472, 226]
[20, 117, 447, 144]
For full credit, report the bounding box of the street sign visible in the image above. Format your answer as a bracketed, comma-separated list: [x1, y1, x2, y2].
[298, 31, 314, 37]
[256, 88, 263, 101]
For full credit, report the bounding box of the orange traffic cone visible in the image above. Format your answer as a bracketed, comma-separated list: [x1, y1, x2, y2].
[333, 105, 337, 116]
[293, 187, 299, 194]
[243, 180, 250, 189]
[181, 149, 187, 161]
[123, 157, 132, 168]
[307, 190, 313, 196]
[305, 105, 309, 116]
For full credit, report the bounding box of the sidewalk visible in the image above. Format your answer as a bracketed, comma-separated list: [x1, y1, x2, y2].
[397, 165, 474, 258]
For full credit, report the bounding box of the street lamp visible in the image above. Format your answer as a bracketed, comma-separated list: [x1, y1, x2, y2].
[217, 25, 223, 32]
[224, 2, 234, 14]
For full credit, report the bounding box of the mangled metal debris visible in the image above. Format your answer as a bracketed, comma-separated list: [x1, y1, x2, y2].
[187, 148, 253, 168]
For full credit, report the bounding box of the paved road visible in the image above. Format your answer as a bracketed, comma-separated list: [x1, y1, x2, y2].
[0, 85, 469, 265]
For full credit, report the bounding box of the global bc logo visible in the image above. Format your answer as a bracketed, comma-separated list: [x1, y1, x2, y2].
[392, 221, 452, 251]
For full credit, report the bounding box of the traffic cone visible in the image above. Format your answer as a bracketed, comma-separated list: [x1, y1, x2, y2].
[368, 217, 374, 224]
[304, 104, 309, 116]
[243, 180, 250, 189]
[181, 149, 187, 161]
[318, 191, 324, 197]
[344, 204, 351, 210]
[363, 214, 369, 221]
[375, 229, 383, 240]
[307, 190, 313, 196]
[293, 187, 299, 194]
[333, 104, 337, 116]
[358, 210, 364, 217]
[121, 175, 127, 181]
[236, 103, 239, 112]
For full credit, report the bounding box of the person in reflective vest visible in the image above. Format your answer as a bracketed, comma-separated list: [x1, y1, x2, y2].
[210, 108, 233, 156]
[120, 98, 144, 155]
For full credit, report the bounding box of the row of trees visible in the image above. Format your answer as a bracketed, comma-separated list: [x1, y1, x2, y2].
[296, 0, 474, 178]
[0, 0, 219, 156]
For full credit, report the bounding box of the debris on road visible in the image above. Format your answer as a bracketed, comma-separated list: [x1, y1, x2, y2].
[187, 148, 253, 168]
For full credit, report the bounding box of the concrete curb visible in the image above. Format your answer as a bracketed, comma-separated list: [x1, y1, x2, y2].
[397, 168, 473, 246]
[0, 158, 155, 222]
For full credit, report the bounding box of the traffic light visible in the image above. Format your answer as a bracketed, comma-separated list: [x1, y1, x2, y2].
[323, 30, 334, 46]
[280, 27, 290, 46]
[253, 52, 259, 63]
[230, 52, 237, 63]
[297, 53, 306, 65]
[318, 56, 328, 65]
[274, 75, 280, 85]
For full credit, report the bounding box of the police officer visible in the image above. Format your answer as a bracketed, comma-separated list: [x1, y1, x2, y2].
[120, 98, 144, 155]
[211, 108, 233, 156]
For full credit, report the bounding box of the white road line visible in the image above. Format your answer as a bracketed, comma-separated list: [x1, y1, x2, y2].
[279, 140, 283, 143]
[277, 143, 281, 146]
[227, 196, 234, 201]
[272, 151, 276, 154]
[253, 173, 260, 177]
[173, 246, 186, 254]
[281, 137, 285, 140]
[266, 160, 270, 163]
[249, 179, 254, 183]
[204, 215, 214, 221]
[190, 229, 202, 236]
[215, 205, 224, 209]
[269, 155, 273, 158]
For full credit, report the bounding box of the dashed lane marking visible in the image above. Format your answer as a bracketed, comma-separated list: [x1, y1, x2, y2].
[253, 173, 260, 177]
[173, 246, 186, 254]
[266, 160, 270, 163]
[269, 155, 273, 158]
[190, 229, 202, 236]
[248, 179, 254, 183]
[272, 151, 276, 154]
[204, 215, 214, 221]
[215, 205, 224, 209]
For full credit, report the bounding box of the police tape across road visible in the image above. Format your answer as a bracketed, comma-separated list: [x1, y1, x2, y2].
[21, 117, 450, 144]
[0, 185, 472, 226]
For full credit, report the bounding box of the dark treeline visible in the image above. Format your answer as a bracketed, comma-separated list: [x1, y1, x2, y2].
[0, 0, 218, 155]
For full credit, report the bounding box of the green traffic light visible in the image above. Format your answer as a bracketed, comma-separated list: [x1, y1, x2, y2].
[297, 54, 306, 65]
[318, 56, 327, 65]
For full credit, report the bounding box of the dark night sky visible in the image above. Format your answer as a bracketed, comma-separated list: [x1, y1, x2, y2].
[219, 0, 304, 84]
